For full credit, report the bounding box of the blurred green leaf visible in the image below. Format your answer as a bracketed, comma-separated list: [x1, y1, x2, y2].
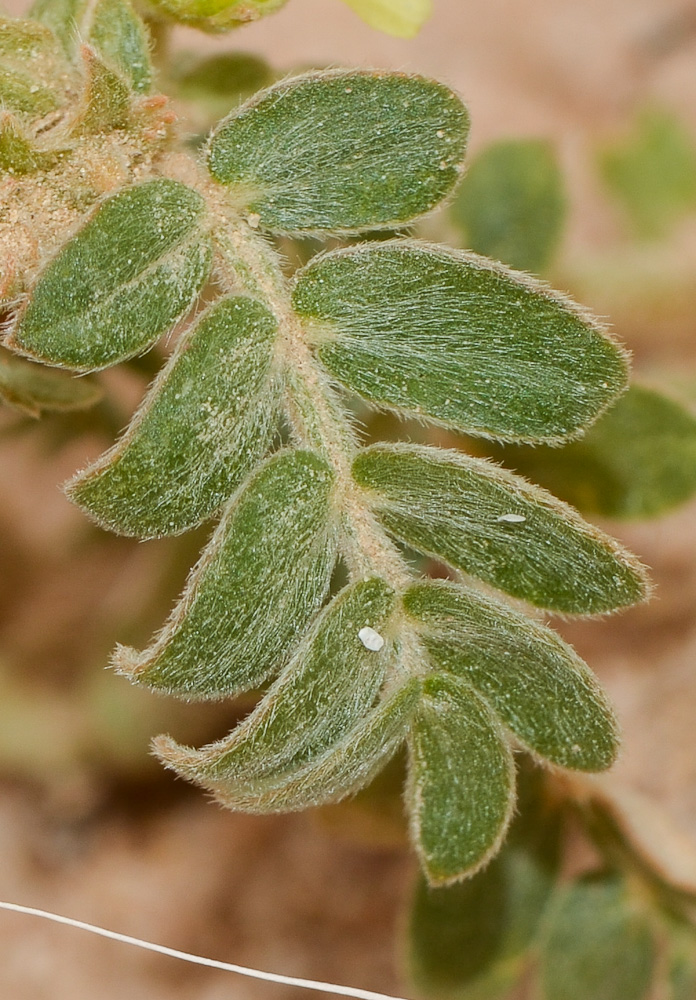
[115, 449, 336, 699]
[208, 71, 468, 233]
[403, 580, 618, 770]
[67, 296, 280, 537]
[144, 0, 288, 32]
[666, 928, 696, 1000]
[407, 780, 561, 998]
[600, 107, 696, 239]
[173, 52, 273, 119]
[353, 443, 648, 614]
[407, 672, 515, 884]
[490, 385, 696, 520]
[0, 346, 102, 416]
[295, 242, 627, 443]
[340, 0, 432, 38]
[155, 578, 397, 801]
[539, 873, 657, 1000]
[9, 179, 211, 371]
[451, 138, 565, 274]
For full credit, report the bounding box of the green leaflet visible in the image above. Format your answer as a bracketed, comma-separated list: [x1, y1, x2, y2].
[340, 0, 432, 38]
[213, 678, 421, 813]
[0, 346, 102, 417]
[407, 673, 515, 885]
[67, 296, 281, 538]
[9, 179, 212, 372]
[353, 443, 647, 614]
[408, 829, 559, 999]
[490, 385, 696, 520]
[294, 242, 627, 443]
[0, 113, 65, 174]
[207, 71, 468, 234]
[30, 0, 152, 92]
[0, 17, 68, 118]
[114, 449, 336, 698]
[403, 581, 619, 770]
[72, 46, 132, 136]
[600, 107, 696, 239]
[451, 138, 566, 274]
[173, 53, 274, 121]
[155, 578, 397, 795]
[539, 874, 657, 1000]
[144, 0, 288, 32]
[407, 764, 562, 998]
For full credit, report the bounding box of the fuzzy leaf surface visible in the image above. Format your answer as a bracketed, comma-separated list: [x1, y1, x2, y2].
[403, 581, 619, 769]
[10, 180, 211, 372]
[407, 672, 515, 884]
[539, 874, 657, 1000]
[156, 578, 397, 796]
[353, 443, 647, 614]
[294, 242, 627, 442]
[72, 46, 132, 135]
[0, 347, 102, 416]
[451, 138, 566, 274]
[213, 678, 421, 812]
[67, 296, 280, 537]
[0, 112, 65, 174]
[30, 0, 151, 92]
[491, 385, 696, 520]
[208, 71, 468, 234]
[115, 449, 336, 699]
[144, 0, 288, 32]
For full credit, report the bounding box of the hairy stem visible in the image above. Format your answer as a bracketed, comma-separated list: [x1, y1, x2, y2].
[212, 217, 411, 589]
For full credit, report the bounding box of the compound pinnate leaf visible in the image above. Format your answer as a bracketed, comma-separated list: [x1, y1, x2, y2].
[114, 449, 336, 699]
[491, 385, 696, 520]
[404, 581, 619, 770]
[340, 0, 432, 38]
[208, 71, 468, 234]
[9, 179, 211, 372]
[30, 0, 151, 92]
[0, 346, 102, 417]
[539, 874, 657, 1000]
[407, 673, 515, 885]
[67, 296, 281, 538]
[294, 242, 627, 443]
[155, 578, 397, 797]
[215, 678, 421, 813]
[451, 138, 566, 274]
[353, 443, 647, 614]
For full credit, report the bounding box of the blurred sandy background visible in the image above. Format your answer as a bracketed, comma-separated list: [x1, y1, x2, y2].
[1, 0, 696, 997]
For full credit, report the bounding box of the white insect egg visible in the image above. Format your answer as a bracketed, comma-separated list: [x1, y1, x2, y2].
[497, 513, 527, 523]
[358, 626, 385, 652]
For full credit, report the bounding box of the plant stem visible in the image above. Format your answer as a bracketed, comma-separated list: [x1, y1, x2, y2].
[212, 218, 411, 589]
